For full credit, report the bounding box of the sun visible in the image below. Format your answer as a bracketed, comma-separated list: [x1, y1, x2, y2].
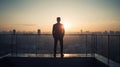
[63, 22, 71, 30]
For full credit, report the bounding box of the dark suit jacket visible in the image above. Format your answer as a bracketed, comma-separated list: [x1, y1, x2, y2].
[52, 23, 65, 39]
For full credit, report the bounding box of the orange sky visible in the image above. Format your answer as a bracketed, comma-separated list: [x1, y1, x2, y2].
[0, 0, 120, 33]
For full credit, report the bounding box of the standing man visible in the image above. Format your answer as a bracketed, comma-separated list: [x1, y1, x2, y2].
[52, 17, 65, 58]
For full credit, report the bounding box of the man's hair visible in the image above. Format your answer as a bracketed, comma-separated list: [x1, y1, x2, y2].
[57, 17, 61, 21]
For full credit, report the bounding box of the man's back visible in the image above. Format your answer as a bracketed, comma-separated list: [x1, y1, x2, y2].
[53, 23, 65, 39]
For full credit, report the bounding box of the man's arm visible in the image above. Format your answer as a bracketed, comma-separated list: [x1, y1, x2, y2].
[62, 24, 65, 37]
[52, 24, 55, 38]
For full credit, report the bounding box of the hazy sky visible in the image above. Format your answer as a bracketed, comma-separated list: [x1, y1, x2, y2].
[0, 0, 120, 32]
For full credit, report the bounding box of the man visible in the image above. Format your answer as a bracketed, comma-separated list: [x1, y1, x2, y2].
[52, 17, 65, 58]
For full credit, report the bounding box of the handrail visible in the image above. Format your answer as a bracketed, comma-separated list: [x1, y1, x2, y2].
[0, 34, 119, 64]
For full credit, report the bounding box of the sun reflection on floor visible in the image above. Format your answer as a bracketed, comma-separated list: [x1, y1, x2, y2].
[9, 53, 94, 58]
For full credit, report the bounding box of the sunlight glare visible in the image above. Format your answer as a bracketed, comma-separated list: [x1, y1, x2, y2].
[63, 22, 71, 30]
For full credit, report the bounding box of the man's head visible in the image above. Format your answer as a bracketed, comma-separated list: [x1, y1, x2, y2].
[57, 17, 61, 23]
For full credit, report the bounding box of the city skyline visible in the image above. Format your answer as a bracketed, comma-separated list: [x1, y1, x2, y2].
[0, 0, 120, 32]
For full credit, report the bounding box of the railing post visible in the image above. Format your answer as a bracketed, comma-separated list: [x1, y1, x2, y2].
[35, 33, 38, 56]
[108, 35, 110, 66]
[86, 34, 87, 57]
[11, 32, 13, 56]
[37, 29, 41, 35]
[118, 35, 120, 62]
[11, 29, 17, 56]
[92, 34, 96, 57]
[91, 34, 94, 57]
[95, 35, 97, 57]
[35, 29, 41, 56]
[35, 34, 37, 57]
[16, 33, 18, 56]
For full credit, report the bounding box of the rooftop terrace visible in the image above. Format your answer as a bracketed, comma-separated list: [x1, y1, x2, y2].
[0, 33, 120, 67]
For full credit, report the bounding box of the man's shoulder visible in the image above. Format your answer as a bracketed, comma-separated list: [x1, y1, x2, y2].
[60, 23, 63, 25]
[59, 23, 63, 27]
[53, 23, 57, 26]
[53, 23, 63, 26]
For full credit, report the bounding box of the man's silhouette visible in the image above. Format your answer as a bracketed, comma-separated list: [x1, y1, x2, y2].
[52, 17, 65, 58]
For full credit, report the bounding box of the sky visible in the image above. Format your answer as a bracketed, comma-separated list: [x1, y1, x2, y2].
[0, 0, 120, 33]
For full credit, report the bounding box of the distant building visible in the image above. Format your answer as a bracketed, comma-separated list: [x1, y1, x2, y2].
[92, 32, 102, 35]
[103, 31, 108, 35]
[37, 29, 41, 35]
[85, 31, 91, 34]
[13, 29, 16, 35]
[109, 31, 115, 35]
[115, 31, 120, 35]
[80, 29, 83, 34]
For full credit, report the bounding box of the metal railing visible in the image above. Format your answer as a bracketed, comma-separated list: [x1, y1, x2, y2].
[0, 33, 120, 65]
